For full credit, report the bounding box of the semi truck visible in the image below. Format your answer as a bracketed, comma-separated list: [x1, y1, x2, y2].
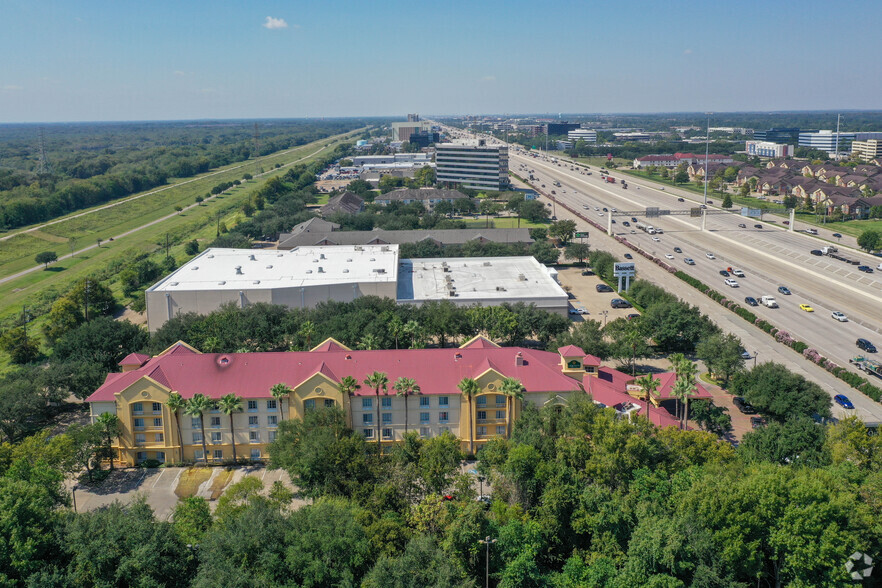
[635, 222, 656, 234]
[821, 245, 860, 265]
[605, 176, 615, 183]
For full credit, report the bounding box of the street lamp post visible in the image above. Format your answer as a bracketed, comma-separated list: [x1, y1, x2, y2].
[601, 310, 609, 327]
[703, 113, 712, 206]
[753, 351, 759, 369]
[478, 536, 497, 588]
[71, 485, 78, 513]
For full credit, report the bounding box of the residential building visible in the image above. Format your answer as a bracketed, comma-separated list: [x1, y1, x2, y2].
[320, 192, 364, 217]
[278, 227, 534, 250]
[852, 140, 882, 161]
[373, 187, 469, 209]
[798, 130, 856, 154]
[568, 129, 597, 143]
[753, 128, 802, 144]
[87, 339, 705, 465]
[435, 140, 509, 191]
[745, 141, 795, 158]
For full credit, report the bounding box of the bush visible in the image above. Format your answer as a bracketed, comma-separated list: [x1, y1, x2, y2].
[791, 341, 808, 353]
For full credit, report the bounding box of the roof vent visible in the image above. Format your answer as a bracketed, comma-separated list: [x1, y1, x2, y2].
[496, 286, 506, 291]
[317, 267, 324, 273]
[345, 354, 352, 360]
[381, 246, 389, 252]
[342, 269, 349, 273]
[249, 254, 256, 261]
[253, 280, 260, 285]
[306, 269, 313, 274]
[455, 353, 462, 360]
[370, 258, 376, 261]
[170, 282, 179, 286]
[191, 266, 199, 270]
[235, 266, 243, 275]
[266, 265, 273, 269]
[373, 268, 386, 274]
[346, 258, 352, 262]
[218, 281, 226, 285]
[320, 253, 326, 259]
[483, 261, 492, 267]
[207, 254, 214, 258]
[518, 274, 527, 281]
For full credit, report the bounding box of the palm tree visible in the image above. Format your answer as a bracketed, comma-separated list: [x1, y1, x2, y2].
[183, 393, 213, 463]
[358, 333, 379, 350]
[270, 383, 292, 421]
[403, 320, 420, 349]
[166, 392, 186, 462]
[299, 320, 317, 350]
[668, 353, 687, 421]
[458, 377, 480, 456]
[363, 371, 388, 449]
[393, 376, 420, 434]
[500, 377, 524, 438]
[635, 374, 660, 424]
[94, 412, 120, 470]
[338, 376, 361, 429]
[672, 356, 697, 425]
[218, 393, 243, 462]
[388, 314, 405, 349]
[671, 376, 696, 430]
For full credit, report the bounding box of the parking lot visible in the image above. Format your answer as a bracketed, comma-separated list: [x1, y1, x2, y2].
[556, 266, 640, 324]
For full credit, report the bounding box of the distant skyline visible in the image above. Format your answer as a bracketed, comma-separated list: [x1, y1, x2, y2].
[2, 0, 882, 123]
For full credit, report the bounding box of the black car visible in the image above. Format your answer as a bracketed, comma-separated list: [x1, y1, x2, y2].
[596, 284, 613, 293]
[810, 250, 823, 256]
[624, 253, 633, 259]
[677, 197, 685, 202]
[707, 200, 714, 204]
[832, 233, 842, 238]
[744, 296, 758, 306]
[719, 270, 730, 277]
[602, 207, 608, 212]
[622, 221, 631, 227]
[750, 417, 766, 429]
[673, 247, 682, 253]
[631, 217, 638, 223]
[610, 298, 632, 309]
[581, 269, 594, 276]
[857, 338, 878, 353]
[733, 397, 757, 414]
[754, 224, 762, 229]
[858, 265, 874, 273]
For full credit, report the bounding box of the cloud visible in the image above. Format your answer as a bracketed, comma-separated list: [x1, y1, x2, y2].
[683, 49, 693, 55]
[480, 75, 496, 82]
[263, 16, 288, 30]
[2, 85, 24, 91]
[174, 70, 186, 76]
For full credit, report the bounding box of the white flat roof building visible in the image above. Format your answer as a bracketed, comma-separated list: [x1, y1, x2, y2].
[396, 256, 568, 315]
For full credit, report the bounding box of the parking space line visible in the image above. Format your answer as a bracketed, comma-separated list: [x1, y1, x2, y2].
[151, 468, 166, 488]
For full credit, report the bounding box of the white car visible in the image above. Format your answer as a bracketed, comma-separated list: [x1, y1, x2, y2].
[725, 279, 739, 288]
[598, 212, 604, 217]
[706, 252, 716, 259]
[583, 205, 589, 209]
[664, 253, 674, 259]
[732, 269, 745, 277]
[652, 236, 661, 242]
[577, 307, 589, 315]
[831, 311, 848, 322]
[684, 258, 695, 265]
[594, 207, 599, 211]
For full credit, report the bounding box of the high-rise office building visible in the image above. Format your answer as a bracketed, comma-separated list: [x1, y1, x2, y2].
[435, 140, 509, 191]
[753, 128, 802, 144]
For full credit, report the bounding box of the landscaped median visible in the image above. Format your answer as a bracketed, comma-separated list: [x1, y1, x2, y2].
[673, 269, 882, 402]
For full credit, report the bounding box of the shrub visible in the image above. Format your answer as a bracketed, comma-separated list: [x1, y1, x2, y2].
[791, 341, 808, 353]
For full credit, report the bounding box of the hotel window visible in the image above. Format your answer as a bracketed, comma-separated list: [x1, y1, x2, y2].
[155, 433, 164, 443]
[304, 399, 316, 411]
[420, 397, 430, 408]
[420, 412, 430, 423]
[136, 451, 147, 462]
[477, 426, 487, 436]
[324, 399, 335, 408]
[210, 417, 221, 428]
[135, 433, 146, 444]
[439, 412, 449, 423]
[382, 413, 392, 424]
[438, 396, 449, 407]
[192, 432, 203, 443]
[250, 449, 261, 460]
[362, 398, 372, 409]
[190, 417, 201, 429]
[267, 415, 278, 426]
[381, 397, 392, 408]
[249, 431, 260, 443]
[156, 451, 166, 463]
[247, 400, 258, 412]
[363, 413, 373, 425]
[268, 430, 277, 442]
[249, 416, 259, 428]
[153, 417, 162, 427]
[133, 418, 145, 429]
[495, 395, 506, 407]
[496, 426, 506, 436]
[214, 450, 223, 460]
[152, 402, 162, 414]
[477, 411, 487, 422]
[477, 396, 487, 407]
[496, 410, 505, 420]
[363, 429, 374, 439]
[420, 427, 430, 438]
[211, 432, 222, 443]
[382, 428, 393, 439]
[194, 450, 204, 461]
[266, 399, 277, 411]
[132, 402, 143, 415]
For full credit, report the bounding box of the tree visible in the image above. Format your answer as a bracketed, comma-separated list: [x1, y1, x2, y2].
[696, 332, 744, 384]
[458, 378, 480, 456]
[166, 392, 186, 463]
[270, 383, 291, 421]
[548, 219, 577, 244]
[393, 377, 420, 435]
[0, 327, 39, 364]
[53, 316, 148, 372]
[218, 393, 243, 462]
[434, 200, 454, 217]
[670, 376, 696, 430]
[730, 362, 831, 422]
[605, 318, 649, 375]
[721, 193, 733, 208]
[67, 278, 115, 320]
[184, 393, 213, 462]
[519, 200, 549, 223]
[364, 371, 389, 449]
[500, 378, 524, 438]
[556, 319, 609, 359]
[362, 534, 473, 588]
[857, 229, 880, 252]
[688, 399, 732, 436]
[418, 431, 464, 494]
[173, 496, 213, 545]
[635, 374, 660, 419]
[338, 376, 361, 429]
[94, 412, 120, 470]
[185, 239, 199, 255]
[35, 251, 58, 269]
[67, 422, 104, 481]
[739, 416, 829, 466]
[43, 296, 84, 343]
[564, 242, 590, 265]
[674, 169, 689, 184]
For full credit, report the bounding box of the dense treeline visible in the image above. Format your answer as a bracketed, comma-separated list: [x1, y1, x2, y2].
[2, 394, 880, 586]
[0, 119, 370, 230]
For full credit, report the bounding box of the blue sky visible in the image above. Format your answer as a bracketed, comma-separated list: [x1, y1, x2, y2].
[2, 0, 881, 122]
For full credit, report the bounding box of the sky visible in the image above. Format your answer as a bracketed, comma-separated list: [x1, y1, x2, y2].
[2, 0, 882, 123]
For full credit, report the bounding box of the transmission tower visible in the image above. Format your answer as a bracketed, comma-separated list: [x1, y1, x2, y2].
[37, 127, 51, 176]
[253, 122, 260, 158]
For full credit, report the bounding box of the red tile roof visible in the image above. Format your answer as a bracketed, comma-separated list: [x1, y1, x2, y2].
[650, 372, 713, 400]
[584, 369, 680, 428]
[557, 345, 585, 356]
[119, 352, 151, 367]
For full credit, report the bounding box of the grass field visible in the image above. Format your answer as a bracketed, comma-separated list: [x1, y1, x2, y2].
[546, 151, 631, 168]
[0, 130, 362, 333]
[462, 216, 548, 229]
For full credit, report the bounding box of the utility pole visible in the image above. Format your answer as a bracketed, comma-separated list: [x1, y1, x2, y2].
[703, 113, 712, 205]
[834, 114, 841, 161]
[165, 233, 170, 259]
[84, 280, 91, 322]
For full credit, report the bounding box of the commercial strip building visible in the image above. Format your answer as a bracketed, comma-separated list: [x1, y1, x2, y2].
[633, 152, 734, 168]
[87, 338, 707, 465]
[145, 244, 567, 332]
[852, 139, 882, 161]
[745, 140, 795, 158]
[435, 140, 509, 191]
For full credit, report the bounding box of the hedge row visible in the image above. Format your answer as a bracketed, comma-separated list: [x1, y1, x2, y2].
[674, 270, 882, 402]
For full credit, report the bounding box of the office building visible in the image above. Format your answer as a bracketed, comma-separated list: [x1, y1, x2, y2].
[546, 122, 581, 135]
[392, 120, 433, 142]
[799, 130, 856, 154]
[568, 129, 597, 143]
[852, 139, 882, 161]
[87, 339, 705, 465]
[408, 130, 440, 148]
[435, 140, 509, 191]
[753, 128, 802, 144]
[746, 141, 795, 158]
[407, 113, 420, 122]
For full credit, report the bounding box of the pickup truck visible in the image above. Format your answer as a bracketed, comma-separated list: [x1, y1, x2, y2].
[760, 295, 778, 308]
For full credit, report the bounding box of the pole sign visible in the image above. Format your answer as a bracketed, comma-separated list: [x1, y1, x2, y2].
[607, 153, 613, 161]
[575, 231, 589, 238]
[613, 262, 636, 292]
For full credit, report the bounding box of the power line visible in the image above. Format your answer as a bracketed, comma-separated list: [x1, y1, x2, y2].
[37, 127, 52, 176]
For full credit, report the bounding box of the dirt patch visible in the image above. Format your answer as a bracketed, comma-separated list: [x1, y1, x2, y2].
[175, 467, 213, 499]
[116, 307, 147, 326]
[316, 179, 352, 192]
[29, 229, 69, 243]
